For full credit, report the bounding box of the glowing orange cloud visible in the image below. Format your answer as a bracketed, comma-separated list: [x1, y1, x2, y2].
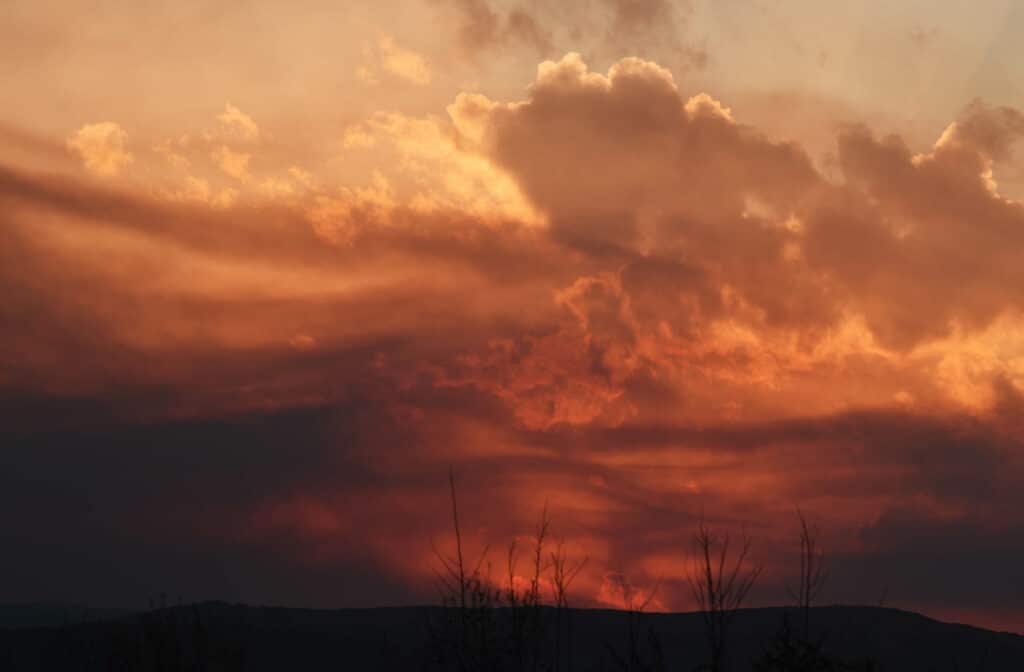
[3, 39, 1024, 633]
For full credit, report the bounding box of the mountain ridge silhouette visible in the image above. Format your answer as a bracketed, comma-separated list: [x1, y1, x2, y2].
[3, 602, 1022, 670]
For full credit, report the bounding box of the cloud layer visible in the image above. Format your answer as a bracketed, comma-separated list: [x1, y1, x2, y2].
[3, 52, 1024, 632]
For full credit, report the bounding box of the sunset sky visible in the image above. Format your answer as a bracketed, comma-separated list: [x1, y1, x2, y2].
[3, 0, 1024, 633]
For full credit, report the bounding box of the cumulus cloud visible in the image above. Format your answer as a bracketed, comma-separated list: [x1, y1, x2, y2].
[804, 101, 1024, 348]
[462, 53, 816, 233]
[146, 106, 323, 209]
[339, 110, 541, 225]
[66, 122, 133, 176]
[444, 55, 1024, 357]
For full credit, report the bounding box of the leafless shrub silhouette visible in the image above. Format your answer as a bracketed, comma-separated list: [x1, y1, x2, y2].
[428, 468, 500, 670]
[603, 574, 665, 672]
[504, 504, 554, 670]
[425, 475, 970, 672]
[549, 540, 587, 672]
[38, 598, 247, 672]
[428, 468, 587, 671]
[753, 614, 842, 672]
[687, 519, 763, 672]
[755, 511, 882, 672]
[786, 509, 828, 641]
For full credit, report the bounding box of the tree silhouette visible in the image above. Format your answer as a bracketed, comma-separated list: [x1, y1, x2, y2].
[687, 520, 763, 672]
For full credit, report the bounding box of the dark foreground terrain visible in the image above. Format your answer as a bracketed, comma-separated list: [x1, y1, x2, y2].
[1, 602, 1021, 671]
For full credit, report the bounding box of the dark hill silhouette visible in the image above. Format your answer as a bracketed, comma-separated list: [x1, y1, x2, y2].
[2, 602, 1022, 671]
[0, 604, 133, 630]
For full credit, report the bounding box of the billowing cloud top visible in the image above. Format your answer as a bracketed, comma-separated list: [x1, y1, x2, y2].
[3, 1, 1024, 634]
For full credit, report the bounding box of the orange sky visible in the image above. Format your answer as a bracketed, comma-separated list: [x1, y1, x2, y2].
[3, 0, 1024, 634]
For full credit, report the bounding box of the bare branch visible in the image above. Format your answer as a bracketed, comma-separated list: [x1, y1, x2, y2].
[686, 519, 763, 672]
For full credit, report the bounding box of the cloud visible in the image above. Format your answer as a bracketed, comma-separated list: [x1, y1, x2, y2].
[2, 386, 1021, 627]
[437, 0, 704, 69]
[448, 55, 1024, 355]
[453, 53, 817, 247]
[444, 0, 553, 56]
[340, 110, 541, 225]
[606, 0, 675, 33]
[18, 55, 1024, 418]
[167, 174, 238, 207]
[360, 36, 433, 86]
[217, 103, 260, 142]
[211, 144, 251, 180]
[146, 105, 316, 208]
[66, 122, 133, 176]
[379, 36, 433, 85]
[342, 124, 377, 149]
[803, 101, 1024, 348]
[7, 51, 1024, 631]
[602, 0, 706, 67]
